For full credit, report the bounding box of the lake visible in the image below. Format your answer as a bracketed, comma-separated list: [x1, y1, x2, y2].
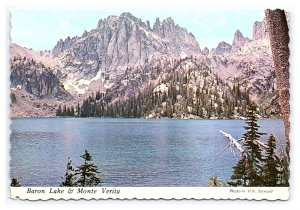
[10, 118, 285, 187]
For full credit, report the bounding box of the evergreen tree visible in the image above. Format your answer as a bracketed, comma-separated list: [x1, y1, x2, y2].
[70, 106, 75, 116]
[95, 91, 101, 100]
[56, 104, 62, 116]
[230, 102, 265, 186]
[77, 103, 80, 116]
[242, 102, 265, 186]
[262, 134, 281, 186]
[278, 158, 289, 186]
[75, 150, 101, 187]
[63, 105, 67, 116]
[60, 157, 76, 187]
[11, 178, 21, 187]
[68, 57, 271, 119]
[66, 107, 71, 116]
[10, 93, 17, 103]
[229, 156, 248, 186]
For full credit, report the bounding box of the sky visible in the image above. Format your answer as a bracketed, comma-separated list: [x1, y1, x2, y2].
[10, 8, 264, 51]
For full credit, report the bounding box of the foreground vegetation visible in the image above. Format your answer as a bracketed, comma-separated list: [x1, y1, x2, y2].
[208, 103, 289, 187]
[11, 150, 101, 187]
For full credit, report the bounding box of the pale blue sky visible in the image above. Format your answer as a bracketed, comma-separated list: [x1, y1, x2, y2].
[10, 9, 264, 50]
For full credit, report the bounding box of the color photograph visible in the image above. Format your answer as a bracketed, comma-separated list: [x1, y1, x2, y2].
[8, 5, 291, 200]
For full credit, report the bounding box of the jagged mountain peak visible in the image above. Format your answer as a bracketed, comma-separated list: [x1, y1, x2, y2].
[153, 17, 161, 27]
[213, 41, 232, 55]
[201, 47, 209, 56]
[98, 13, 148, 31]
[154, 16, 180, 29]
[162, 17, 175, 25]
[54, 12, 199, 56]
[232, 29, 251, 50]
[120, 12, 135, 18]
[97, 14, 136, 30]
[234, 29, 242, 36]
[119, 12, 147, 27]
[252, 18, 269, 40]
[50, 12, 201, 94]
[153, 16, 176, 26]
[10, 14, 280, 118]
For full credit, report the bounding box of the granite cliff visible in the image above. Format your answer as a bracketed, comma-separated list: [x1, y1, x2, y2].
[10, 12, 280, 117]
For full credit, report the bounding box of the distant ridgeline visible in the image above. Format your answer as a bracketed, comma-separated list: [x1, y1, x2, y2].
[56, 57, 272, 119]
[11, 13, 279, 118]
[10, 57, 70, 100]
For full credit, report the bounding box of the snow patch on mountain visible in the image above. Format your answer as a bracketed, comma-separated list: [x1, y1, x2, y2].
[180, 51, 188, 59]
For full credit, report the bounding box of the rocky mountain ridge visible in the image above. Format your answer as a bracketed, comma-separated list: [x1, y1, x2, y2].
[252, 18, 269, 40]
[49, 12, 201, 96]
[10, 43, 53, 63]
[232, 29, 251, 51]
[10, 57, 72, 117]
[10, 12, 279, 118]
[68, 57, 253, 119]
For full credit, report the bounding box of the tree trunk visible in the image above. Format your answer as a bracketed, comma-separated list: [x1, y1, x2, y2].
[265, 9, 290, 160]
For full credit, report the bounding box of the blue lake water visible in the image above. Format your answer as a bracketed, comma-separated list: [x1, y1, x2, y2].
[10, 118, 285, 186]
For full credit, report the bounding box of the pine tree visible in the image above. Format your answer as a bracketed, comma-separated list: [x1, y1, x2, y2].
[10, 93, 17, 103]
[56, 104, 62, 116]
[60, 157, 76, 187]
[67, 107, 71, 116]
[75, 150, 101, 187]
[63, 105, 67, 116]
[242, 102, 265, 186]
[70, 106, 75, 116]
[278, 158, 289, 186]
[229, 102, 265, 186]
[11, 178, 21, 187]
[262, 134, 281, 186]
[96, 91, 101, 100]
[229, 156, 248, 186]
[77, 103, 80, 116]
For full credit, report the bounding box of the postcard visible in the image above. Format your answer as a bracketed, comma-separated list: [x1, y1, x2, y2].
[9, 7, 290, 200]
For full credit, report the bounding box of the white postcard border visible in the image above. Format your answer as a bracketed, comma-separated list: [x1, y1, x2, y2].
[10, 187, 289, 200]
[5, 0, 298, 204]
